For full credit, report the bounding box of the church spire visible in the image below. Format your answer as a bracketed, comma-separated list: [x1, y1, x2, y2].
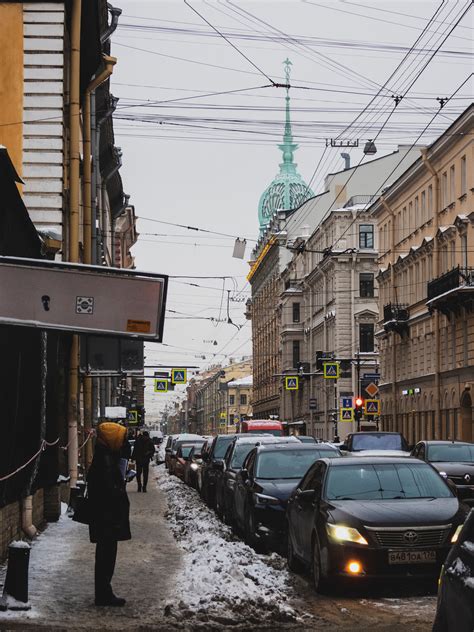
[279, 58, 298, 175]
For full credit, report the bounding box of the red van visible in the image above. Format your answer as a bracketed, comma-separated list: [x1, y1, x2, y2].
[239, 419, 283, 437]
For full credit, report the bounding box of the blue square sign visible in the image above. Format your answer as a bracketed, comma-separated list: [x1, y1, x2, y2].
[342, 397, 352, 409]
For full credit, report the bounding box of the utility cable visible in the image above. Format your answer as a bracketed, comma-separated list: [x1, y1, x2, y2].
[137, 215, 257, 242]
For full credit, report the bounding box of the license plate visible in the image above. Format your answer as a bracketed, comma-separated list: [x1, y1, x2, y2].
[388, 550, 436, 564]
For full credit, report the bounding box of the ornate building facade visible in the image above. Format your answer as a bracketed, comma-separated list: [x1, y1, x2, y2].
[372, 105, 474, 444]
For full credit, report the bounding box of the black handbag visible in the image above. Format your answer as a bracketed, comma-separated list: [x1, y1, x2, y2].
[72, 486, 91, 525]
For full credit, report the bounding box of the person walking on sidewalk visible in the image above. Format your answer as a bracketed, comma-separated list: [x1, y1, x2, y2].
[87, 422, 131, 607]
[132, 430, 155, 493]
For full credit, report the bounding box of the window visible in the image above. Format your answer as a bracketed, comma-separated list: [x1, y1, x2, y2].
[240, 394, 247, 406]
[229, 414, 235, 425]
[414, 197, 419, 228]
[450, 165, 455, 203]
[359, 224, 374, 249]
[359, 273, 374, 298]
[442, 171, 448, 208]
[292, 340, 300, 368]
[229, 394, 235, 405]
[408, 201, 413, 233]
[461, 232, 468, 268]
[292, 302, 300, 323]
[428, 185, 433, 216]
[421, 191, 426, 223]
[461, 155, 467, 195]
[359, 323, 374, 352]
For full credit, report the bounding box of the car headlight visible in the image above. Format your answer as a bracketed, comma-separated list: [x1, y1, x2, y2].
[451, 525, 463, 543]
[253, 493, 280, 506]
[190, 463, 199, 471]
[439, 471, 448, 478]
[327, 523, 368, 545]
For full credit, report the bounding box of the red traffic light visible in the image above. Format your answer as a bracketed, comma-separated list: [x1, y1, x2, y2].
[355, 397, 363, 407]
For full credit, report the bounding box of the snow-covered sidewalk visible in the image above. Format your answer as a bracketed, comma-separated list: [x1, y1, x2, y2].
[155, 464, 310, 629]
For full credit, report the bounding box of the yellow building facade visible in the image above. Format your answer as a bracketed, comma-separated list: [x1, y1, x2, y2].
[372, 105, 474, 444]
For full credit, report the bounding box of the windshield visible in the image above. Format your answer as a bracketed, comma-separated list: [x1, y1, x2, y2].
[326, 463, 453, 500]
[428, 444, 474, 462]
[230, 444, 255, 468]
[247, 429, 282, 436]
[214, 436, 235, 459]
[352, 434, 404, 451]
[256, 449, 323, 479]
[179, 442, 204, 458]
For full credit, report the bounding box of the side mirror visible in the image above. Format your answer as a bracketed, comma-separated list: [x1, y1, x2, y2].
[340, 444, 348, 451]
[214, 459, 224, 471]
[296, 488, 316, 502]
[240, 468, 248, 481]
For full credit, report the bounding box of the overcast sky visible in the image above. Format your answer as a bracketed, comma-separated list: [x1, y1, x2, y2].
[110, 0, 473, 419]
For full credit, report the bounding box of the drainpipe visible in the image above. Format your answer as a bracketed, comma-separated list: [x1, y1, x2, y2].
[101, 3, 122, 44]
[421, 149, 441, 439]
[21, 496, 37, 539]
[82, 56, 116, 468]
[381, 196, 398, 433]
[67, 0, 82, 489]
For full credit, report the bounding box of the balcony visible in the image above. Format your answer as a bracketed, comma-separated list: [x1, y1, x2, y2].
[383, 303, 409, 336]
[427, 267, 474, 317]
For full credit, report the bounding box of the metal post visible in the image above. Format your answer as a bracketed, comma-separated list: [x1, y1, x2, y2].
[0, 542, 31, 611]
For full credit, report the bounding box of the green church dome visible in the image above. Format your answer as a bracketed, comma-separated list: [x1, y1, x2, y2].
[258, 59, 314, 234]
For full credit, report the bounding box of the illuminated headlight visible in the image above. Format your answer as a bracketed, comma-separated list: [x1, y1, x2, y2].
[451, 525, 463, 543]
[253, 493, 279, 505]
[439, 471, 448, 478]
[327, 523, 368, 545]
[190, 463, 199, 471]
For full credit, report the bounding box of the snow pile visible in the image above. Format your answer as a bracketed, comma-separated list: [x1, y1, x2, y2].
[155, 465, 303, 627]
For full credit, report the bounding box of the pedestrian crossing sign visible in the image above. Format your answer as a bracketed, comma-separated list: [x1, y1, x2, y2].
[340, 408, 354, 422]
[127, 410, 138, 425]
[154, 379, 168, 393]
[323, 362, 340, 379]
[364, 399, 380, 415]
[171, 368, 187, 384]
[285, 376, 299, 390]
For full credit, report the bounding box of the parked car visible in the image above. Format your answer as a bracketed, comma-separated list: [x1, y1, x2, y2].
[286, 456, 467, 592]
[433, 507, 474, 631]
[233, 443, 341, 549]
[184, 443, 207, 489]
[201, 434, 238, 507]
[340, 432, 410, 455]
[411, 441, 474, 505]
[168, 435, 204, 475]
[296, 436, 317, 443]
[239, 419, 284, 436]
[164, 434, 178, 470]
[215, 435, 300, 524]
[174, 440, 206, 480]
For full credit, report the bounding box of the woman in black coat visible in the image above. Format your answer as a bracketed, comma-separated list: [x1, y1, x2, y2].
[87, 422, 131, 606]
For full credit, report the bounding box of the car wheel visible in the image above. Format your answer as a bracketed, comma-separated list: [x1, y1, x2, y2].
[215, 492, 224, 519]
[312, 537, 328, 593]
[287, 527, 305, 574]
[245, 509, 265, 553]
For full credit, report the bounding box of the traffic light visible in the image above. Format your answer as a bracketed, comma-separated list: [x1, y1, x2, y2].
[354, 397, 364, 422]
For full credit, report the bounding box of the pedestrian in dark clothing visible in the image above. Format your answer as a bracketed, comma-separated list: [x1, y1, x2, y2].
[87, 422, 131, 607]
[131, 431, 155, 493]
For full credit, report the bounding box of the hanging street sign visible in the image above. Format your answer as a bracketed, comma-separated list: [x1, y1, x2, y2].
[285, 376, 299, 390]
[364, 399, 380, 415]
[171, 368, 187, 384]
[323, 362, 340, 379]
[0, 256, 168, 341]
[309, 398, 317, 410]
[340, 408, 354, 422]
[220, 412, 226, 419]
[127, 410, 138, 425]
[341, 397, 353, 409]
[363, 373, 380, 380]
[365, 382, 379, 398]
[154, 379, 168, 393]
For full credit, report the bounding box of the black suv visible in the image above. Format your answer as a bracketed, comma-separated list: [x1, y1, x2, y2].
[200, 434, 237, 508]
[215, 435, 300, 524]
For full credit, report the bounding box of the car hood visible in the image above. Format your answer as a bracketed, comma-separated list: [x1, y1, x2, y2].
[329, 498, 461, 528]
[352, 450, 411, 457]
[430, 462, 474, 477]
[256, 478, 300, 502]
